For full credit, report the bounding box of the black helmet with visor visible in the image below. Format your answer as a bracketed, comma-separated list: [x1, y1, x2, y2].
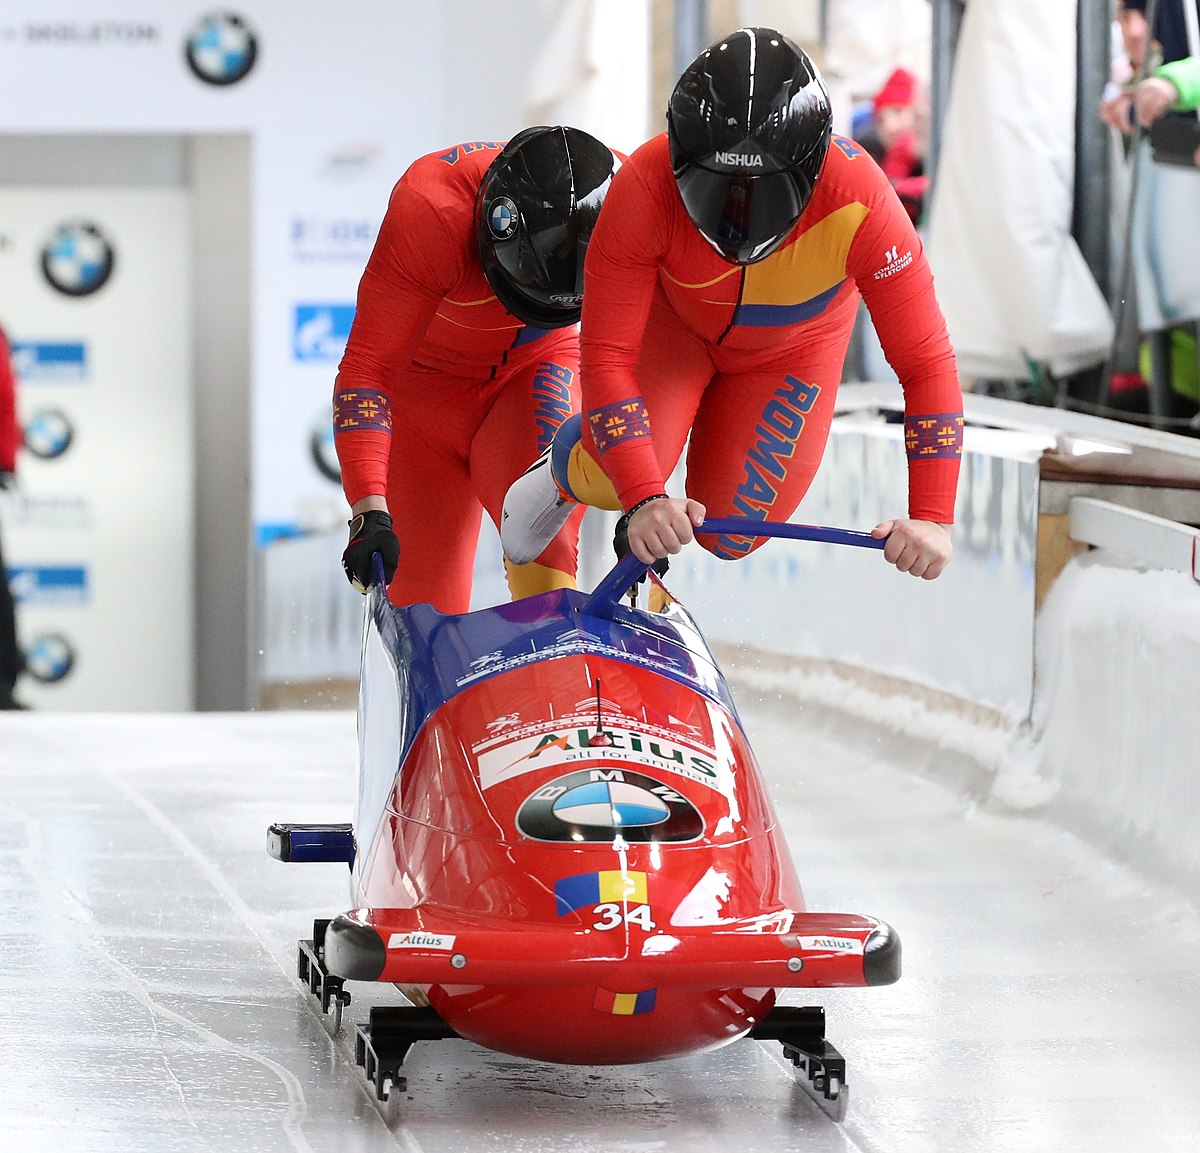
[476, 125, 618, 328]
[667, 27, 832, 265]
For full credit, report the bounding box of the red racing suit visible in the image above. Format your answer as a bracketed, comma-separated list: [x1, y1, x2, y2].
[577, 133, 963, 558]
[335, 141, 582, 612]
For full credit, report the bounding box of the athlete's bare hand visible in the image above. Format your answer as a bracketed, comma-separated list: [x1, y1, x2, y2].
[627, 497, 707, 564]
[871, 519, 953, 580]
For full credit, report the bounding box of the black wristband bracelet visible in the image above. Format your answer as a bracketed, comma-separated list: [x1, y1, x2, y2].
[626, 494, 669, 518]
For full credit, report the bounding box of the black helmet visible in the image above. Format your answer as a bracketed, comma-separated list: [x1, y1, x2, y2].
[667, 27, 832, 264]
[476, 125, 618, 328]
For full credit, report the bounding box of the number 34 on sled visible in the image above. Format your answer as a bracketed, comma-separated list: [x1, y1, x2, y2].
[268, 518, 900, 1119]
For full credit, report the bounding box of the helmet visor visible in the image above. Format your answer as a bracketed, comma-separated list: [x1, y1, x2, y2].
[675, 165, 811, 264]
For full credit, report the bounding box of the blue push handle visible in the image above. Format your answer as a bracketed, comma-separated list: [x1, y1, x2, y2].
[582, 516, 885, 618]
[696, 517, 886, 551]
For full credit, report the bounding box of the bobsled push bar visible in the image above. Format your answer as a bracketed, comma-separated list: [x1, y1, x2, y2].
[585, 517, 885, 618]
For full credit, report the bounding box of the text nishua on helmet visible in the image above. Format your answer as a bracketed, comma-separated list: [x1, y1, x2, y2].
[714, 151, 764, 167]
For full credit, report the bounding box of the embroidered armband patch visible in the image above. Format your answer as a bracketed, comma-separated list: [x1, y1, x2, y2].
[334, 387, 392, 434]
[905, 412, 963, 459]
[588, 398, 651, 454]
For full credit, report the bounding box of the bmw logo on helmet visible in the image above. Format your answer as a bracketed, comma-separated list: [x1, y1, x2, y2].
[517, 767, 705, 843]
[488, 197, 519, 240]
[25, 633, 76, 685]
[185, 11, 258, 86]
[41, 220, 115, 297]
[23, 408, 75, 461]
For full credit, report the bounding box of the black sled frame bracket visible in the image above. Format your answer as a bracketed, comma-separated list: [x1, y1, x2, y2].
[750, 1005, 848, 1121]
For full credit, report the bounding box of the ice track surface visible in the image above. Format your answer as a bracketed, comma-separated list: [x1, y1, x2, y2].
[3, 705, 1200, 1153]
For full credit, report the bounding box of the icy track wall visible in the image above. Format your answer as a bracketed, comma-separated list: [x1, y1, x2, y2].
[261, 401, 1200, 890]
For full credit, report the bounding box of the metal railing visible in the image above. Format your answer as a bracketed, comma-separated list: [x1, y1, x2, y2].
[1068, 496, 1200, 580]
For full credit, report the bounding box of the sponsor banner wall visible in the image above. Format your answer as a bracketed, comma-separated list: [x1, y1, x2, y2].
[0, 1, 650, 705]
[0, 3, 422, 133]
[0, 1, 446, 542]
[0, 188, 192, 709]
[249, 122, 446, 538]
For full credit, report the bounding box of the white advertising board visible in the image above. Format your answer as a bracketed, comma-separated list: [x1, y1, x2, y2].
[0, 188, 192, 709]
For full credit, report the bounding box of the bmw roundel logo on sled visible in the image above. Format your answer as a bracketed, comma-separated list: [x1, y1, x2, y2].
[517, 768, 704, 843]
[40, 221, 115, 297]
[184, 11, 258, 86]
[488, 197, 519, 240]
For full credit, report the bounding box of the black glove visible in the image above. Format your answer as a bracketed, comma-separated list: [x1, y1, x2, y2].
[0, 472, 14, 491]
[342, 510, 400, 593]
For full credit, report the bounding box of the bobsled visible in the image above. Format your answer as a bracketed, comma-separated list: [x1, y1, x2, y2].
[269, 518, 899, 1117]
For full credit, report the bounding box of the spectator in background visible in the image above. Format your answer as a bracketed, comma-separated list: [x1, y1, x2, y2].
[1101, 3, 1148, 132]
[1124, 52, 1200, 416]
[1099, 7, 1200, 424]
[1111, 52, 1200, 162]
[820, 0, 932, 138]
[847, 66, 932, 384]
[857, 67, 930, 224]
[1102, 0, 1200, 146]
[0, 322, 28, 710]
[1123, 0, 1200, 65]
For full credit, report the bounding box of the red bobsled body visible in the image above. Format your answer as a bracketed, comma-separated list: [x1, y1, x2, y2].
[321, 559, 898, 1067]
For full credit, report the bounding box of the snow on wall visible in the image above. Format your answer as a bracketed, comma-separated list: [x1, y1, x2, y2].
[1025, 553, 1200, 883]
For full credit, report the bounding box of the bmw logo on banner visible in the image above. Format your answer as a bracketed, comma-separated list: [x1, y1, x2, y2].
[24, 633, 77, 685]
[41, 221, 115, 297]
[309, 409, 341, 484]
[184, 11, 258, 86]
[517, 768, 704, 843]
[23, 409, 75, 461]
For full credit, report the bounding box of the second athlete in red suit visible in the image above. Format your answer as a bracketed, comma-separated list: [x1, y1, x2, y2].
[335, 127, 619, 612]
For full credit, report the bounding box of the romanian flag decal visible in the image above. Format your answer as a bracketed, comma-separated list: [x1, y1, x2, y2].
[593, 987, 657, 1016]
[555, 870, 648, 915]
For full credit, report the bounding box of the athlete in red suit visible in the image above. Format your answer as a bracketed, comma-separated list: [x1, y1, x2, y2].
[335, 128, 619, 613]
[502, 30, 963, 582]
